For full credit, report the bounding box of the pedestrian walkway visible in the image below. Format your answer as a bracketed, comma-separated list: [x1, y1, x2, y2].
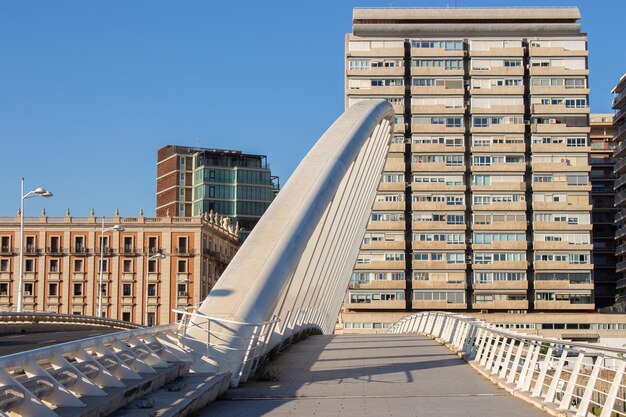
[198, 334, 547, 417]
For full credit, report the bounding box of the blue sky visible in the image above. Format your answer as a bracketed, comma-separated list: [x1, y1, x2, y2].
[0, 0, 623, 217]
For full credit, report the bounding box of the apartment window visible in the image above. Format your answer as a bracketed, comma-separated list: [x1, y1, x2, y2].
[0, 283, 8, 295]
[122, 312, 131, 322]
[148, 259, 157, 273]
[24, 283, 33, 296]
[473, 175, 491, 186]
[49, 283, 58, 296]
[124, 236, 133, 253]
[99, 259, 108, 272]
[74, 236, 85, 252]
[49, 259, 59, 272]
[49, 236, 60, 253]
[74, 259, 83, 272]
[0, 259, 8, 272]
[99, 283, 107, 295]
[25, 259, 34, 272]
[180, 156, 186, 167]
[123, 260, 132, 273]
[177, 260, 187, 273]
[148, 284, 157, 297]
[178, 237, 188, 253]
[178, 283, 188, 296]
[1, 236, 9, 253]
[147, 313, 156, 327]
[73, 283, 82, 296]
[148, 236, 158, 253]
[123, 284, 132, 296]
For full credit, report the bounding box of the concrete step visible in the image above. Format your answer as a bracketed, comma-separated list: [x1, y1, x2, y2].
[111, 373, 231, 417]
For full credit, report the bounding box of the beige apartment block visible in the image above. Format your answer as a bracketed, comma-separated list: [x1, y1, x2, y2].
[0, 211, 239, 325]
[344, 7, 593, 318]
[614, 75, 626, 302]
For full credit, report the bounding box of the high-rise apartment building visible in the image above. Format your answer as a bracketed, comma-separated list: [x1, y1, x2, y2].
[156, 146, 279, 239]
[589, 114, 616, 308]
[0, 211, 239, 324]
[613, 74, 626, 301]
[344, 7, 593, 319]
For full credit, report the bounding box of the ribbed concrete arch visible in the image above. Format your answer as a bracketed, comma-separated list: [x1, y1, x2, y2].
[186, 100, 394, 380]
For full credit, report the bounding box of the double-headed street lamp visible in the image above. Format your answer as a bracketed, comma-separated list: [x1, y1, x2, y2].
[97, 219, 124, 317]
[145, 252, 166, 326]
[17, 177, 53, 312]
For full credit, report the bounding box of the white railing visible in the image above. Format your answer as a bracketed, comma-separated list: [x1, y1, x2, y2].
[388, 312, 626, 417]
[174, 308, 280, 387]
[0, 323, 190, 417]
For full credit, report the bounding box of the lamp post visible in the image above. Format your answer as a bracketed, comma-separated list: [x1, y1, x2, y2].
[17, 177, 53, 312]
[145, 252, 166, 326]
[97, 219, 124, 317]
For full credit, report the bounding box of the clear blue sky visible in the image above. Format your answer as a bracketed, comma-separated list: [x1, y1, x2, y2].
[0, 0, 623, 217]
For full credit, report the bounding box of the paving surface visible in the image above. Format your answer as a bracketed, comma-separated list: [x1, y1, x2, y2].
[0, 328, 119, 356]
[198, 334, 547, 417]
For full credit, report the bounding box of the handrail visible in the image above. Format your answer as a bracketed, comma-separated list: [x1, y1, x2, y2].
[388, 311, 626, 417]
[0, 311, 142, 330]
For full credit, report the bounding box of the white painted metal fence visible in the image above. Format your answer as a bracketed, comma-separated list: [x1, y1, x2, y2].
[389, 312, 626, 417]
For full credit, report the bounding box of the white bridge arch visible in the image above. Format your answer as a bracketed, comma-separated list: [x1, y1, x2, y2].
[181, 100, 395, 384]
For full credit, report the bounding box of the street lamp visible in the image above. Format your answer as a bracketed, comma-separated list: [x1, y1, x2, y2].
[97, 219, 124, 317]
[145, 252, 166, 326]
[17, 177, 53, 312]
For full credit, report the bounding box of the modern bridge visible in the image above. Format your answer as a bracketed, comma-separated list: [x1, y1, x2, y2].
[1, 101, 625, 417]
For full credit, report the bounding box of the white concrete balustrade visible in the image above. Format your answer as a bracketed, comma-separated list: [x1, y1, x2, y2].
[388, 311, 626, 417]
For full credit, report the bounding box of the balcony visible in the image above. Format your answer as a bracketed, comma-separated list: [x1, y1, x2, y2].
[530, 86, 589, 95]
[470, 67, 524, 77]
[529, 67, 589, 77]
[472, 221, 527, 231]
[346, 66, 404, 77]
[411, 48, 464, 57]
[471, 86, 524, 96]
[472, 261, 528, 270]
[470, 124, 525, 134]
[411, 143, 465, 153]
[412, 241, 466, 251]
[412, 124, 464, 134]
[122, 247, 139, 256]
[534, 261, 593, 270]
[531, 182, 591, 192]
[0, 246, 12, 255]
[470, 47, 524, 57]
[45, 247, 64, 256]
[70, 246, 89, 256]
[410, 67, 464, 77]
[412, 260, 466, 270]
[175, 247, 194, 256]
[412, 281, 466, 290]
[533, 221, 592, 231]
[347, 86, 405, 96]
[411, 105, 465, 115]
[378, 182, 405, 192]
[410, 162, 465, 172]
[531, 104, 589, 115]
[411, 221, 466, 231]
[24, 247, 40, 256]
[472, 162, 526, 172]
[534, 300, 594, 310]
[361, 241, 404, 251]
[531, 202, 592, 211]
[472, 241, 527, 251]
[347, 47, 404, 58]
[372, 201, 405, 211]
[531, 124, 590, 134]
[348, 299, 406, 310]
[473, 280, 528, 291]
[411, 300, 467, 310]
[367, 220, 405, 231]
[384, 159, 405, 172]
[529, 46, 588, 57]
[349, 281, 406, 290]
[473, 299, 529, 310]
[532, 162, 590, 173]
[354, 260, 405, 270]
[411, 182, 465, 192]
[470, 143, 525, 153]
[472, 201, 526, 211]
[97, 247, 115, 256]
[533, 242, 593, 251]
[411, 202, 466, 211]
[471, 182, 525, 191]
[531, 143, 590, 153]
[534, 280, 594, 290]
[472, 105, 525, 114]
[410, 86, 464, 96]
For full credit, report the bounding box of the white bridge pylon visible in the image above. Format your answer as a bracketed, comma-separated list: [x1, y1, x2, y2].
[183, 100, 394, 383]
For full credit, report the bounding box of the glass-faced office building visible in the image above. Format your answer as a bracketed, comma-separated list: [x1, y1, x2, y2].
[157, 146, 279, 239]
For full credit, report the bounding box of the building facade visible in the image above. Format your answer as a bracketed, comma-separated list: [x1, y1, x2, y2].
[614, 74, 626, 301]
[589, 114, 617, 308]
[0, 211, 239, 325]
[156, 146, 278, 239]
[344, 7, 593, 317]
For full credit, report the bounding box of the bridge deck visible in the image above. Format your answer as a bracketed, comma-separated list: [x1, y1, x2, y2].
[199, 334, 547, 416]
